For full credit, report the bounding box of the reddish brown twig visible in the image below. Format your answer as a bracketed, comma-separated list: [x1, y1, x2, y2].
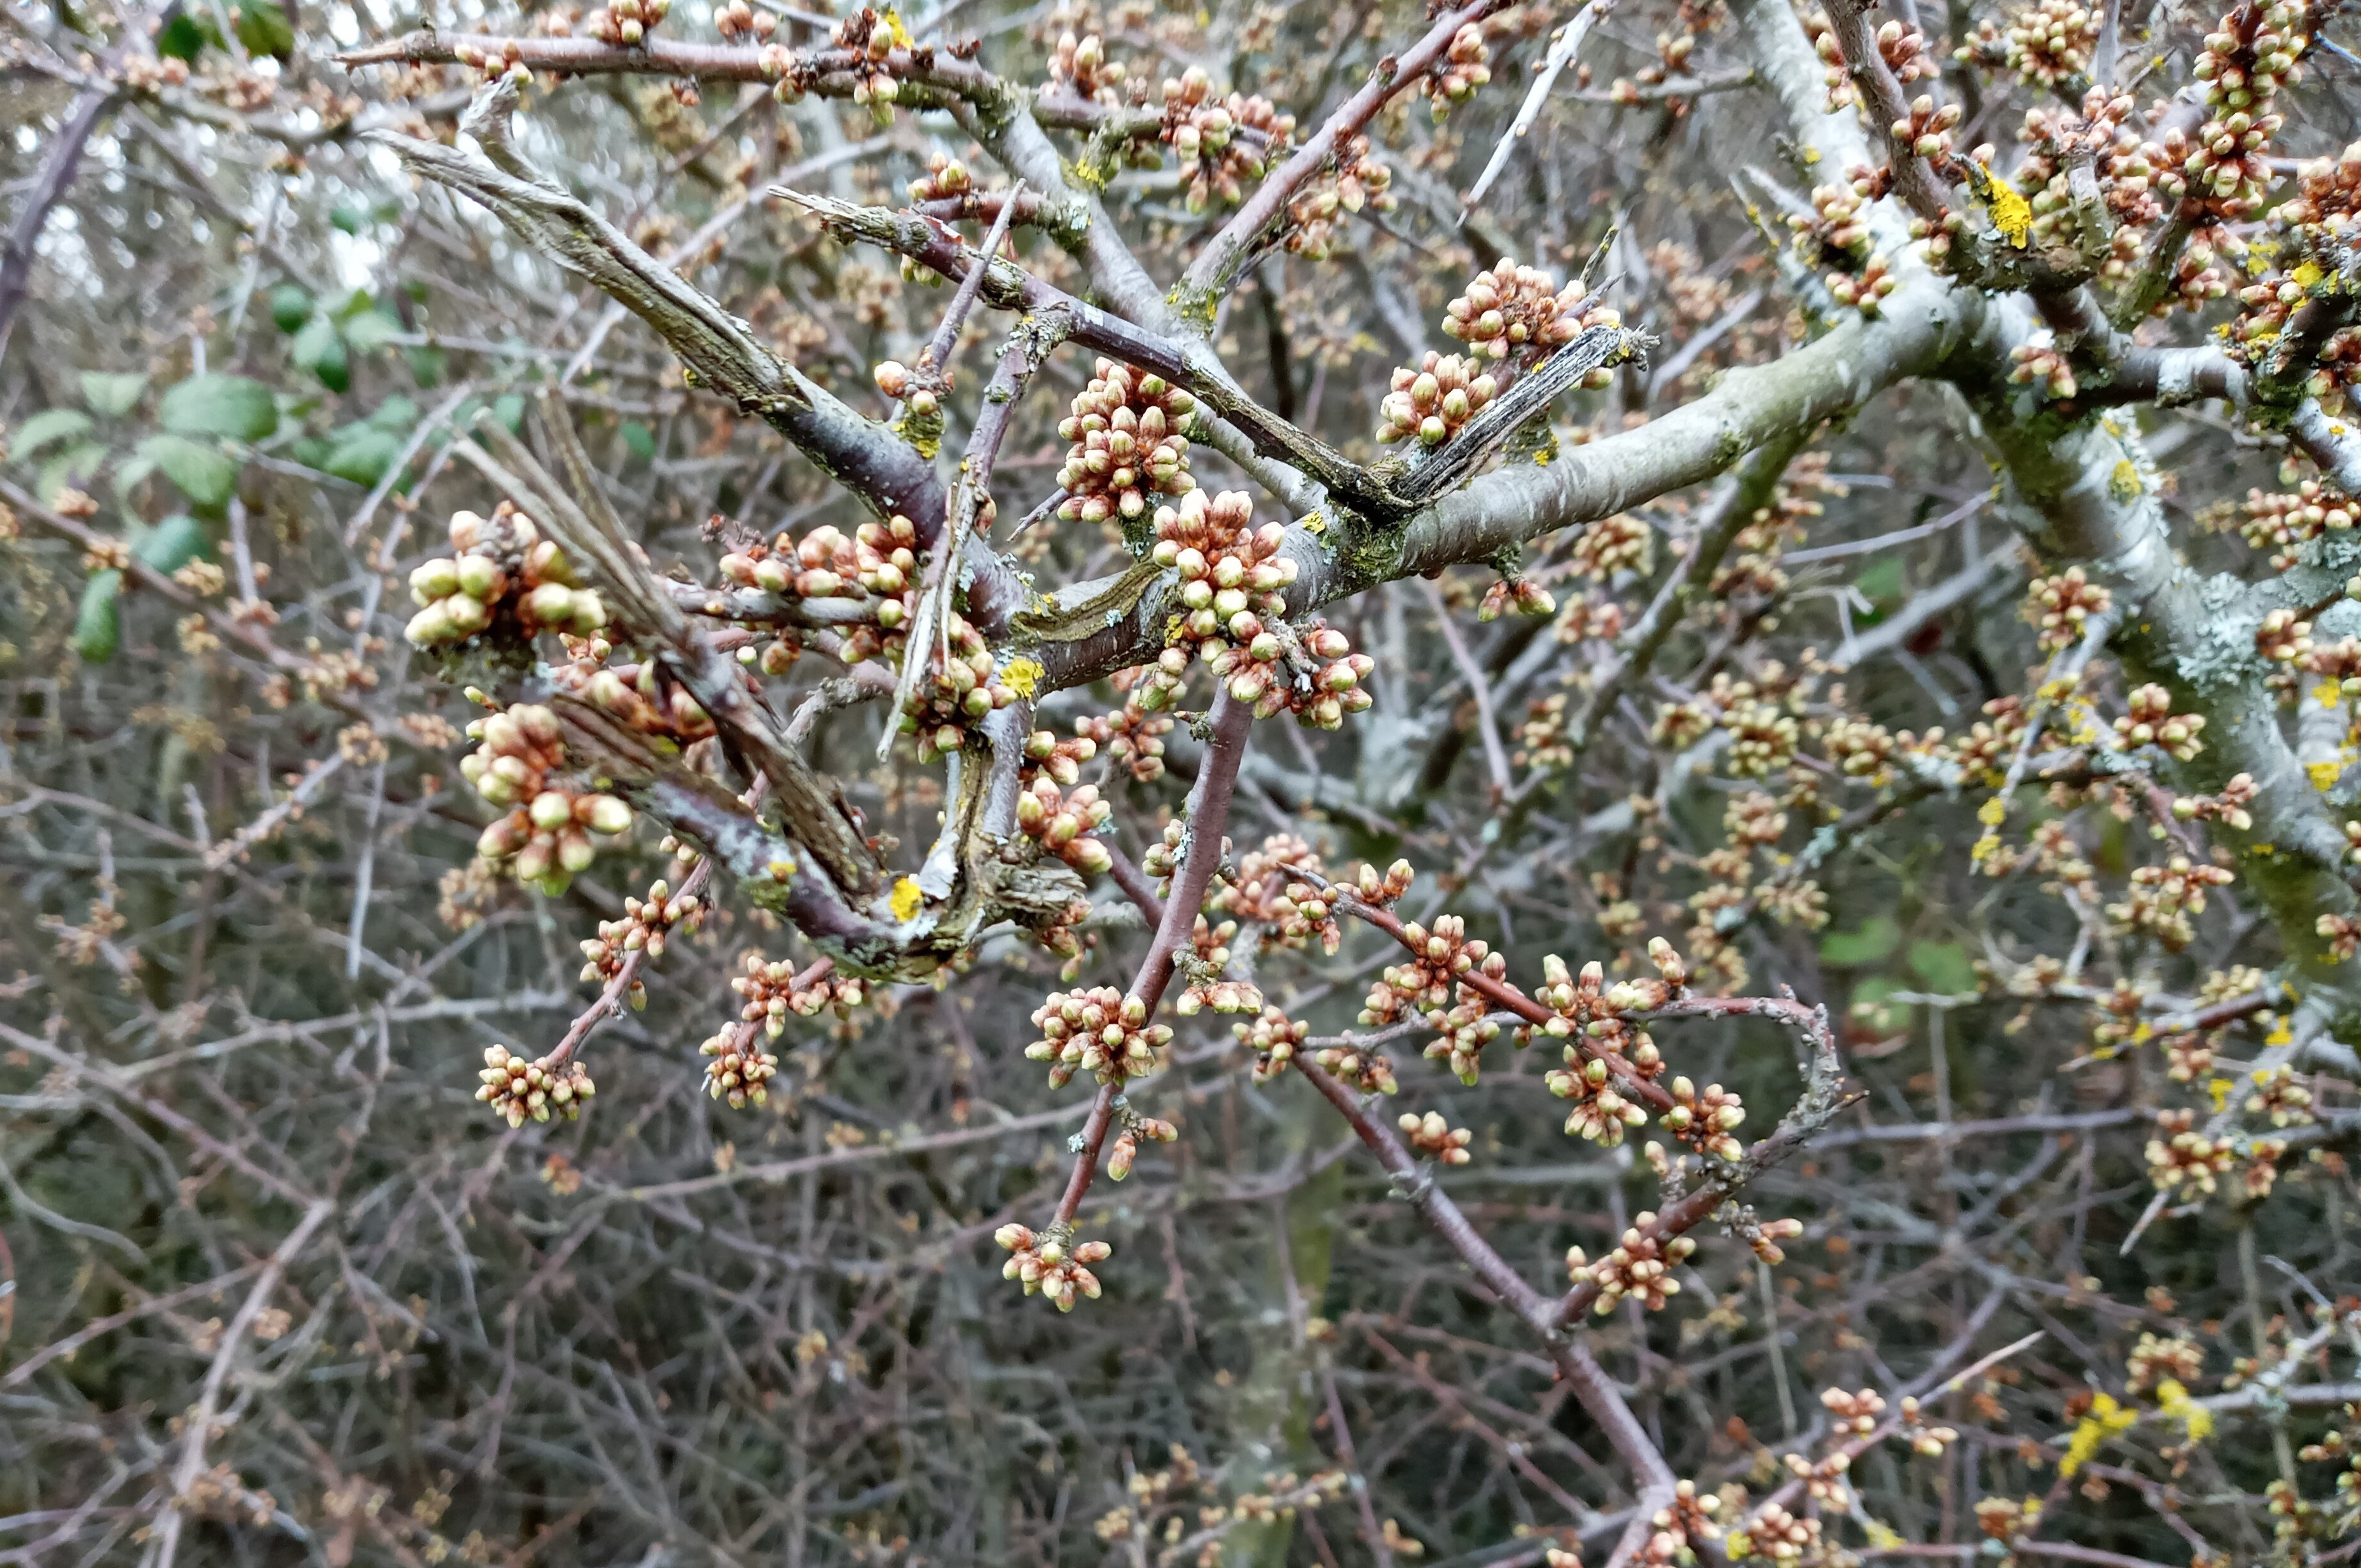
[1049, 691, 1254, 1228]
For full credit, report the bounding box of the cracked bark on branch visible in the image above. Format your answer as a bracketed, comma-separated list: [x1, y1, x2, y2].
[374, 78, 942, 526]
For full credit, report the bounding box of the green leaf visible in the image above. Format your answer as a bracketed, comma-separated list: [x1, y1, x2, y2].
[492, 394, 525, 434]
[75, 570, 122, 663]
[1906, 940, 1976, 996]
[113, 450, 157, 499]
[366, 395, 420, 433]
[1853, 556, 1905, 604]
[1848, 975, 1911, 1035]
[341, 309, 404, 354]
[287, 436, 333, 470]
[137, 434, 238, 509]
[11, 407, 93, 458]
[621, 422, 656, 464]
[1819, 913, 1901, 968]
[229, 0, 294, 56]
[269, 284, 314, 334]
[38, 440, 107, 503]
[79, 372, 148, 418]
[160, 373, 279, 442]
[406, 345, 448, 388]
[292, 317, 349, 393]
[330, 205, 369, 235]
[322, 427, 403, 487]
[133, 513, 210, 574]
[156, 10, 221, 58]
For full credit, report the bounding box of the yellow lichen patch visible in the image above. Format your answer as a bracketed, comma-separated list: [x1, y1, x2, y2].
[2109, 459, 2144, 502]
[1003, 656, 1044, 699]
[1986, 179, 2032, 248]
[890, 876, 924, 921]
[2309, 759, 2343, 791]
[2059, 1393, 2137, 1476]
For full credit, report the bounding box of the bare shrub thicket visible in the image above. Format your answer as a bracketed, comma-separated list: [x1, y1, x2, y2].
[3, 0, 2360, 1562]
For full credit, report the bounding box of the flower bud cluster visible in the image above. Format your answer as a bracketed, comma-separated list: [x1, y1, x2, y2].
[1826, 252, 1897, 317]
[870, 356, 947, 454]
[1285, 134, 1394, 259]
[1892, 95, 1964, 167]
[1792, 174, 1875, 261]
[2245, 1063, 2315, 1127]
[1138, 820, 1213, 888]
[843, 595, 1019, 758]
[2114, 684, 2206, 760]
[1021, 727, 1098, 787]
[1897, 1396, 1960, 1455]
[1876, 18, 1936, 82]
[1174, 916, 1262, 1016]
[1536, 953, 1666, 1145]
[1209, 834, 1340, 954]
[408, 505, 607, 647]
[2110, 855, 2235, 951]
[462, 705, 633, 897]
[1315, 1038, 1400, 1094]
[832, 7, 908, 121]
[720, 513, 914, 610]
[1017, 778, 1114, 877]
[1426, 25, 1491, 118]
[1357, 914, 1506, 1083]
[699, 1022, 779, 1108]
[122, 54, 193, 91]
[2256, 605, 2313, 664]
[586, 0, 669, 47]
[994, 1224, 1110, 1310]
[577, 876, 704, 1005]
[2154, 1, 2306, 223]
[733, 952, 866, 1036]
[1644, 1481, 1725, 1565]
[1480, 575, 1557, 621]
[1442, 259, 1592, 367]
[1517, 693, 1574, 773]
[2023, 565, 2111, 652]
[2009, 329, 2079, 401]
[1662, 1075, 1747, 1162]
[906, 151, 972, 207]
[1376, 352, 1498, 448]
[2232, 144, 2361, 396]
[1730, 1501, 1822, 1564]
[1056, 360, 1199, 526]
[2172, 771, 2257, 832]
[1138, 492, 1374, 729]
[1737, 1210, 1807, 1264]
[1160, 68, 1294, 211]
[1568, 1213, 1695, 1313]
[1049, 31, 1126, 100]
[1571, 514, 1653, 583]
[1807, 8, 1857, 109]
[2147, 1108, 2237, 1196]
[713, 0, 774, 41]
[1236, 1005, 1310, 1085]
[477, 1044, 595, 1127]
[1990, 0, 2098, 87]
[450, 38, 525, 84]
[571, 656, 719, 744]
[1398, 1110, 1473, 1164]
[1027, 987, 1172, 1089]
[2222, 479, 2355, 569]
[2021, 95, 2160, 256]
[1075, 696, 1172, 781]
[1107, 1106, 1178, 1181]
